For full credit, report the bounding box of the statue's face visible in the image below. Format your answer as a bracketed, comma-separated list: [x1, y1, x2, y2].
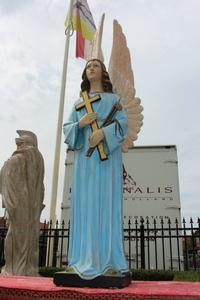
[15, 136, 33, 148]
[15, 137, 24, 147]
[86, 60, 102, 83]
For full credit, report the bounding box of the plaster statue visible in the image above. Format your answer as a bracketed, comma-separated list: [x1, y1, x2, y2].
[0, 130, 45, 276]
[64, 59, 129, 279]
[62, 16, 143, 281]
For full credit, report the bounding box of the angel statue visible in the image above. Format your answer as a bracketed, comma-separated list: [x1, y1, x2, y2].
[62, 15, 143, 284]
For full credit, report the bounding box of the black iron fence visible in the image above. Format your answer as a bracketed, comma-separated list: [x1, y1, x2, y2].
[0, 217, 200, 271]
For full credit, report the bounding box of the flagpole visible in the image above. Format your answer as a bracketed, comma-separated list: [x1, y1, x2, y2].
[49, 0, 74, 226]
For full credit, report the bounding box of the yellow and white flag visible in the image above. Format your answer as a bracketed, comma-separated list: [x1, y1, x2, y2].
[65, 0, 96, 60]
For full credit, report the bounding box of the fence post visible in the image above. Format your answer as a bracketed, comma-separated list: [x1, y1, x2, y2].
[183, 218, 189, 271]
[52, 220, 59, 267]
[128, 219, 132, 270]
[146, 217, 150, 269]
[190, 217, 197, 270]
[0, 220, 6, 267]
[39, 220, 47, 267]
[66, 220, 70, 264]
[140, 217, 145, 269]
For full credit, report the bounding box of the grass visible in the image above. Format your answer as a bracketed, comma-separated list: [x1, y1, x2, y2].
[39, 267, 65, 277]
[132, 269, 200, 281]
[173, 271, 200, 282]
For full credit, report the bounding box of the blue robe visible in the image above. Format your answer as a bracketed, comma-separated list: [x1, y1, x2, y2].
[63, 92, 129, 279]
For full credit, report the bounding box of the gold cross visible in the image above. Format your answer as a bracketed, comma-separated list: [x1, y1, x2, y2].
[75, 91, 107, 161]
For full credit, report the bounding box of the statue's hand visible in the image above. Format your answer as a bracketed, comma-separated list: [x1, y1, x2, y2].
[89, 129, 104, 148]
[79, 113, 97, 128]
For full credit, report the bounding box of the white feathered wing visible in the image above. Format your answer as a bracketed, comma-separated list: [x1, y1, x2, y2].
[108, 20, 143, 152]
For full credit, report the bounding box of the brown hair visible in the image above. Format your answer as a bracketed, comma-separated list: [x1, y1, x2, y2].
[80, 59, 113, 93]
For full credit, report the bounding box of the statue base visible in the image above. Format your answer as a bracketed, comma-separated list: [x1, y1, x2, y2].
[53, 271, 132, 288]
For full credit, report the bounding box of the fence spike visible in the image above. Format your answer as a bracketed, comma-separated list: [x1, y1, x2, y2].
[43, 220, 46, 229]
[140, 217, 144, 225]
[62, 220, 65, 227]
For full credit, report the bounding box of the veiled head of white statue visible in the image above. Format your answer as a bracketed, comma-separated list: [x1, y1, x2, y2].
[15, 130, 38, 148]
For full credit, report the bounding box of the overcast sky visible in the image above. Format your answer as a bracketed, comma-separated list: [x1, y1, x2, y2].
[0, 0, 199, 222]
